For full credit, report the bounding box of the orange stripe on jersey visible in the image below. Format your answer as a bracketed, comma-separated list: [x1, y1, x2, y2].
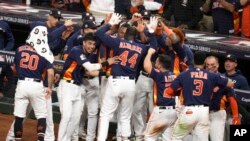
[228, 96, 239, 118]
[63, 61, 77, 80]
[153, 81, 157, 106]
[173, 54, 180, 76]
[220, 95, 227, 110]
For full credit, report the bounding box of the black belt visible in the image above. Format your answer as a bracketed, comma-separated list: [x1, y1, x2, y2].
[141, 71, 149, 77]
[19, 77, 41, 82]
[186, 104, 209, 107]
[65, 80, 81, 86]
[83, 76, 94, 79]
[112, 76, 135, 80]
[159, 106, 175, 109]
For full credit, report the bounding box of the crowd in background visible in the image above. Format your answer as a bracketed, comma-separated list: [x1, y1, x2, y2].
[0, 0, 250, 141]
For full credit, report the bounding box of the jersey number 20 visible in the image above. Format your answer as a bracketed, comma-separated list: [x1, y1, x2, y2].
[20, 52, 39, 70]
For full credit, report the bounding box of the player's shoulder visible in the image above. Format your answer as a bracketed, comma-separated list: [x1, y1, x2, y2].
[70, 45, 83, 52]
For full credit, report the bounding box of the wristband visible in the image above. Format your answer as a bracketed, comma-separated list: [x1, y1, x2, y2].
[101, 61, 109, 67]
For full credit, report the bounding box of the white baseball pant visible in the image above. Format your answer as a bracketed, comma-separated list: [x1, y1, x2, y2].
[132, 73, 154, 140]
[209, 110, 226, 141]
[57, 80, 82, 141]
[82, 77, 100, 141]
[6, 92, 55, 141]
[171, 106, 210, 141]
[97, 76, 136, 141]
[144, 106, 177, 141]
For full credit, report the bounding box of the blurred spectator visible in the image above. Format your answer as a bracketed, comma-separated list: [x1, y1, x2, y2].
[240, 0, 250, 38]
[89, 0, 115, 24]
[164, 0, 204, 30]
[63, 0, 85, 13]
[115, 0, 131, 19]
[51, 0, 66, 10]
[130, 0, 164, 14]
[0, 20, 15, 98]
[199, 0, 214, 32]
[0, 20, 15, 51]
[203, 0, 236, 35]
[224, 54, 249, 90]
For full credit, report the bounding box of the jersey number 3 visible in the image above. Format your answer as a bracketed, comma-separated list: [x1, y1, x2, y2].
[20, 52, 39, 70]
[119, 51, 138, 68]
[193, 79, 203, 96]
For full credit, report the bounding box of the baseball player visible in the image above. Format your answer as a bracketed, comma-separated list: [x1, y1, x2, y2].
[6, 72, 56, 141]
[30, 9, 75, 55]
[143, 48, 178, 141]
[64, 20, 97, 59]
[9, 26, 54, 141]
[57, 33, 110, 141]
[0, 20, 15, 98]
[164, 51, 234, 141]
[95, 13, 158, 141]
[205, 56, 240, 141]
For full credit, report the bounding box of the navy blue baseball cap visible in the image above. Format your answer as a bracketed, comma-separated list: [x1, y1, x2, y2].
[141, 10, 151, 20]
[49, 9, 63, 19]
[82, 20, 97, 29]
[85, 15, 95, 21]
[82, 12, 92, 20]
[225, 54, 237, 63]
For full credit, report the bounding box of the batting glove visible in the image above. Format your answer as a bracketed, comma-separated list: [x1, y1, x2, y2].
[146, 16, 158, 33]
[232, 117, 241, 125]
[109, 13, 122, 26]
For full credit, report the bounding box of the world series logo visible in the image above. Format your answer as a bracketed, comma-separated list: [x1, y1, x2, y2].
[230, 125, 250, 141]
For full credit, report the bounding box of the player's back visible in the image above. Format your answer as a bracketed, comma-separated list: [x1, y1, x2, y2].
[111, 39, 148, 77]
[175, 68, 228, 106]
[15, 45, 51, 80]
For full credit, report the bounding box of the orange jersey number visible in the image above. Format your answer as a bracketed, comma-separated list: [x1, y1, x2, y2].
[20, 52, 39, 70]
[193, 79, 203, 96]
[119, 51, 138, 68]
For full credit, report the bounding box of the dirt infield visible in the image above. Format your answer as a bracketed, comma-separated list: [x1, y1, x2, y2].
[0, 113, 59, 141]
[0, 113, 115, 141]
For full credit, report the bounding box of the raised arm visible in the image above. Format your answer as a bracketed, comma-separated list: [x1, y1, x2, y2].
[144, 48, 156, 74]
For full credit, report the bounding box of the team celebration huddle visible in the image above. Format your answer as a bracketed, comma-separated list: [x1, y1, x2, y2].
[5, 7, 245, 141]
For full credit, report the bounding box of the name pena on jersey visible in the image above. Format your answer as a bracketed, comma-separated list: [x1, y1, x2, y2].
[119, 42, 142, 54]
[191, 71, 208, 79]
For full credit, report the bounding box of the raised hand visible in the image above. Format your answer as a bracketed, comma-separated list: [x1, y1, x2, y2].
[107, 56, 120, 65]
[109, 13, 122, 26]
[136, 19, 145, 33]
[146, 16, 158, 33]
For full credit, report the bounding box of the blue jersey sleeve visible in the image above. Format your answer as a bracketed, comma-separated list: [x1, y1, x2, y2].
[95, 24, 120, 50]
[70, 48, 89, 65]
[170, 73, 183, 91]
[226, 88, 235, 98]
[46, 61, 53, 69]
[172, 42, 186, 61]
[65, 31, 81, 53]
[48, 24, 67, 42]
[149, 68, 160, 80]
[215, 74, 229, 88]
